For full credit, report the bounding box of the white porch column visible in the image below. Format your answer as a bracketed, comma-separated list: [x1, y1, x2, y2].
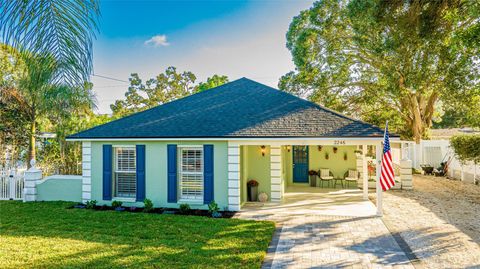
[82, 142, 92, 203]
[362, 145, 368, 200]
[356, 145, 363, 173]
[375, 143, 383, 217]
[227, 142, 241, 211]
[23, 160, 42, 202]
[270, 146, 282, 202]
[400, 157, 413, 190]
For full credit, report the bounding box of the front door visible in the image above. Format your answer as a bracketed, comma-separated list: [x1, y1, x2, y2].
[293, 146, 309, 183]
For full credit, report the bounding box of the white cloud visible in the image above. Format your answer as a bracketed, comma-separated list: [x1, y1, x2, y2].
[144, 34, 170, 47]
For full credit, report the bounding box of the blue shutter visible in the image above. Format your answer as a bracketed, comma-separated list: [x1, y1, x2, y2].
[203, 145, 214, 204]
[136, 145, 146, 202]
[102, 145, 112, 200]
[167, 145, 177, 203]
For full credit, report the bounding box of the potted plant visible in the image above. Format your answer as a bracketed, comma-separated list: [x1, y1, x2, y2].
[308, 170, 318, 187]
[247, 179, 259, 202]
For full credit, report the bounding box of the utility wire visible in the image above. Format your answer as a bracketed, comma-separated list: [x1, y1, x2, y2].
[91, 74, 129, 83]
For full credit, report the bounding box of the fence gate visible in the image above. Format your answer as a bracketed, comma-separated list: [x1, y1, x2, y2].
[0, 169, 25, 200]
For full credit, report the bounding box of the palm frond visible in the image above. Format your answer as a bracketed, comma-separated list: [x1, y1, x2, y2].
[0, 0, 100, 85]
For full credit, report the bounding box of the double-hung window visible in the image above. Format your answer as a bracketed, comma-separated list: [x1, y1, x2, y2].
[179, 147, 203, 202]
[114, 147, 136, 198]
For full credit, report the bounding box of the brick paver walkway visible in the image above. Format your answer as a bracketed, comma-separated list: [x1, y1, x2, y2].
[237, 188, 414, 268]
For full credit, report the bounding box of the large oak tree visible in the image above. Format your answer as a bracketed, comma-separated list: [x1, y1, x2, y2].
[280, 0, 480, 142]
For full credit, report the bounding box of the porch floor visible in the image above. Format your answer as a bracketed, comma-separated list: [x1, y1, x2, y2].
[240, 186, 376, 217]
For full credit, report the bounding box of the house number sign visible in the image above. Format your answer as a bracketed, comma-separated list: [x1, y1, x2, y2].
[333, 140, 346, 145]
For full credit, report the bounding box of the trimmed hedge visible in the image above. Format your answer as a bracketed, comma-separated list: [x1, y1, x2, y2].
[450, 134, 480, 164]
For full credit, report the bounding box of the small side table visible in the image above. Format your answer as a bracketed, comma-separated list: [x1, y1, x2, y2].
[333, 178, 344, 188]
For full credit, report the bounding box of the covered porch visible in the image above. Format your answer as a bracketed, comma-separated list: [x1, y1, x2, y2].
[239, 186, 377, 218]
[227, 138, 413, 216]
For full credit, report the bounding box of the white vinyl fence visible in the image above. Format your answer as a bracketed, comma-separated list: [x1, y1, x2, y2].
[0, 168, 25, 200]
[407, 139, 478, 184]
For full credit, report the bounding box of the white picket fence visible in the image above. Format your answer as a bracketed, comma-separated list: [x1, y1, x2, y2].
[0, 168, 25, 200]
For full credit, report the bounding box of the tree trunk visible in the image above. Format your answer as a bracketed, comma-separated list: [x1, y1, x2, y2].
[28, 120, 36, 168]
[410, 94, 423, 144]
[408, 92, 438, 144]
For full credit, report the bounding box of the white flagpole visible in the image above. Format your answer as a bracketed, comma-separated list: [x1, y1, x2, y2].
[376, 121, 387, 217]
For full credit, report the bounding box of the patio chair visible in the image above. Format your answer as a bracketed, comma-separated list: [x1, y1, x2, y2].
[318, 168, 334, 188]
[344, 169, 359, 188]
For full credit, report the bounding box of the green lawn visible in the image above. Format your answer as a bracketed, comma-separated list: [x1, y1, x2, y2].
[0, 201, 275, 269]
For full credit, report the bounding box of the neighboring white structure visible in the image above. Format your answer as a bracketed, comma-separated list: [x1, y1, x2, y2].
[404, 136, 478, 185]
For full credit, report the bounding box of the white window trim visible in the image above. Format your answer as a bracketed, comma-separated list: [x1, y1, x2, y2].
[113, 146, 137, 199]
[177, 199, 204, 205]
[112, 145, 136, 148]
[178, 146, 204, 203]
[112, 197, 136, 203]
[177, 144, 203, 148]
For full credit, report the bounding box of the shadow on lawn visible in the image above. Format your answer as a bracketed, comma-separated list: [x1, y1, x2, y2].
[0, 201, 275, 268]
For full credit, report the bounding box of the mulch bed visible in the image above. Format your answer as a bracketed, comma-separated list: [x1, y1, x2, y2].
[68, 203, 236, 218]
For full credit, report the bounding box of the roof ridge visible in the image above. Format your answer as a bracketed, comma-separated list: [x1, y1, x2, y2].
[241, 77, 384, 132]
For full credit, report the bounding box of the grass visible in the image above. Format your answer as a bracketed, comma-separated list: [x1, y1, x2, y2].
[0, 201, 275, 269]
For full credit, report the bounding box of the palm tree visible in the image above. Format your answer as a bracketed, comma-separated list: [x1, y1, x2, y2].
[0, 50, 95, 167]
[0, 0, 100, 85]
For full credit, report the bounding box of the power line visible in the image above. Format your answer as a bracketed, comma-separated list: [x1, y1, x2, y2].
[91, 74, 129, 83]
[94, 85, 129, 88]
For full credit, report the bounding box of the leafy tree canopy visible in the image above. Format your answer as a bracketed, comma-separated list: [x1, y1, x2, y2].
[450, 135, 480, 164]
[111, 67, 229, 117]
[0, 46, 95, 165]
[196, 74, 229, 93]
[0, 0, 100, 85]
[280, 0, 480, 142]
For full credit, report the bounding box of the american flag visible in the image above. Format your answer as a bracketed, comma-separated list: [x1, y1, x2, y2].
[380, 122, 395, 191]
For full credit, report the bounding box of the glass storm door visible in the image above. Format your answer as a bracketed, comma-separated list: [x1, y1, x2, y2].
[292, 146, 309, 183]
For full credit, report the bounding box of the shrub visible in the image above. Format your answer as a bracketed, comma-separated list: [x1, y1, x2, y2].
[143, 198, 154, 213]
[450, 135, 480, 164]
[111, 200, 123, 208]
[208, 200, 219, 215]
[85, 200, 97, 209]
[179, 203, 191, 214]
[247, 179, 259, 187]
[308, 170, 318, 176]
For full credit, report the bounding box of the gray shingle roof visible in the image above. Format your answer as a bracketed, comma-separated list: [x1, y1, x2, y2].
[68, 78, 393, 139]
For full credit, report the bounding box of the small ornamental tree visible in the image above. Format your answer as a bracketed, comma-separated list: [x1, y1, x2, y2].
[450, 135, 480, 184]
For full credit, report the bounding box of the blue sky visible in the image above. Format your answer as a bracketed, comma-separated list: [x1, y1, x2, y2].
[92, 0, 313, 113]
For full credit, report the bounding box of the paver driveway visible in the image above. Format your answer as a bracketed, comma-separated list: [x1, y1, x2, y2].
[236, 187, 413, 269]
